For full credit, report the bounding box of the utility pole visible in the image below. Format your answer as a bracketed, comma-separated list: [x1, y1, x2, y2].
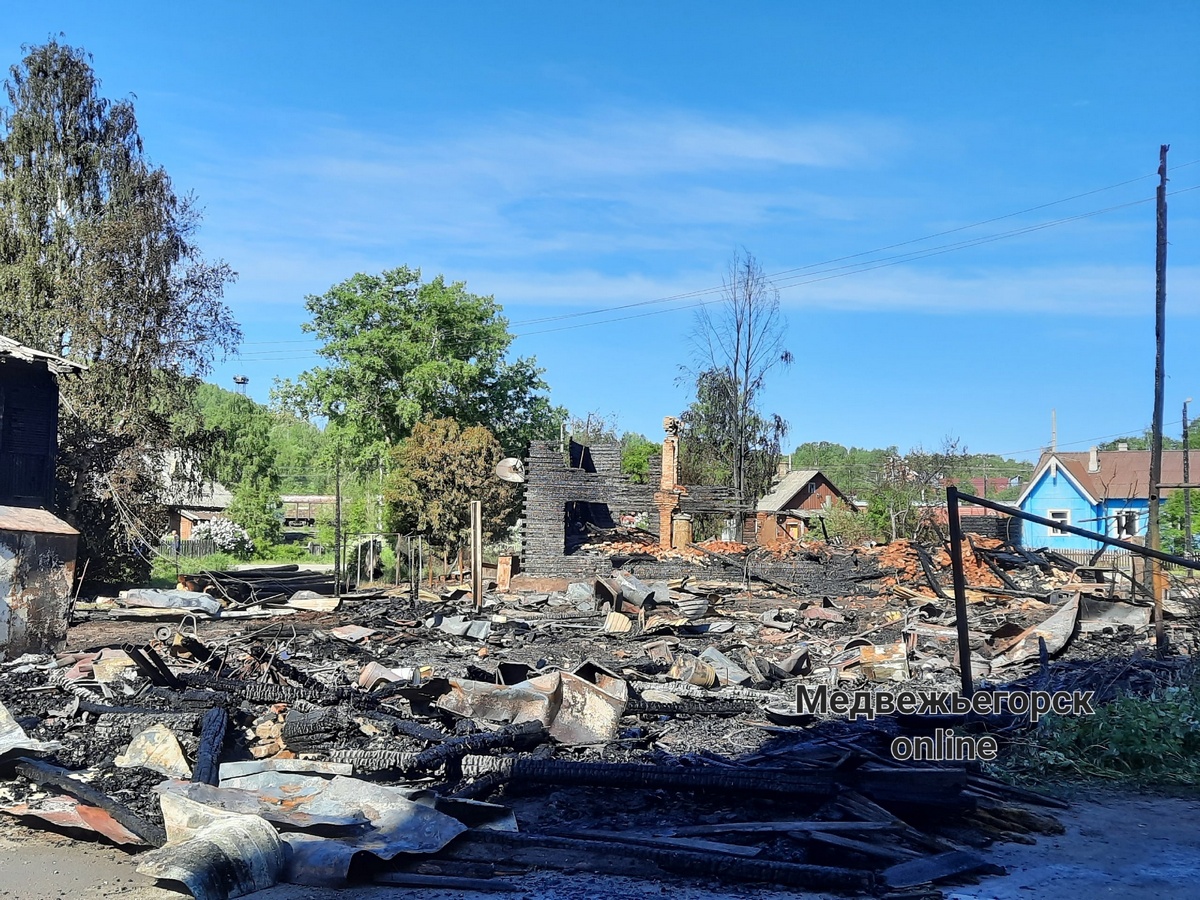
[334, 450, 342, 598]
[1147, 144, 1169, 655]
[1185, 398, 1193, 563]
[470, 500, 483, 613]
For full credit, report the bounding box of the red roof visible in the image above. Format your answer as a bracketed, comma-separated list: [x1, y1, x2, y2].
[1031, 449, 1189, 500]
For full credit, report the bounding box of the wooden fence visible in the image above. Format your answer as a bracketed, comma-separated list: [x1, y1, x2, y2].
[158, 539, 218, 558]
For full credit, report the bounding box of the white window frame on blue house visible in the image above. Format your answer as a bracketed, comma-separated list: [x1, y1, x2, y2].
[1047, 510, 1070, 535]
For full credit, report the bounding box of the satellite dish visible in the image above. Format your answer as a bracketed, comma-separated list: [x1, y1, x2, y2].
[495, 458, 526, 483]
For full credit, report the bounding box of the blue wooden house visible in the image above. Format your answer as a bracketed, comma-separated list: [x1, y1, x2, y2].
[1016, 445, 1187, 550]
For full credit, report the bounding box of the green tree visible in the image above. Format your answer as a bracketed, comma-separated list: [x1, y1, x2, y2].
[191, 383, 282, 550]
[193, 383, 274, 487]
[863, 439, 970, 542]
[1162, 490, 1198, 557]
[273, 267, 565, 466]
[383, 418, 518, 553]
[271, 416, 330, 493]
[566, 410, 619, 445]
[1100, 429, 1184, 451]
[679, 368, 786, 501]
[0, 41, 238, 583]
[621, 433, 660, 484]
[680, 250, 792, 502]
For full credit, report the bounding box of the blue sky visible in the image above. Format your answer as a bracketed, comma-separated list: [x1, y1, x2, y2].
[4, 3, 1199, 461]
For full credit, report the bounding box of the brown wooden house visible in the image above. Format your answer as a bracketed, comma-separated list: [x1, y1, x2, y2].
[745, 469, 853, 544]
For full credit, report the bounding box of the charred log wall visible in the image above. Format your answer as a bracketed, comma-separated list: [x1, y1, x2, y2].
[523, 441, 659, 576]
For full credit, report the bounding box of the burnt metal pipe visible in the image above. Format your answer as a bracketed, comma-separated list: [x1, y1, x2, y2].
[946, 486, 974, 698]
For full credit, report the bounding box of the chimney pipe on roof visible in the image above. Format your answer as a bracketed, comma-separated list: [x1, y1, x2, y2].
[1118, 442, 1129, 452]
[1088, 446, 1100, 473]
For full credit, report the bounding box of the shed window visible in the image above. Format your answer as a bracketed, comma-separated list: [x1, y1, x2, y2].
[1048, 510, 1070, 536]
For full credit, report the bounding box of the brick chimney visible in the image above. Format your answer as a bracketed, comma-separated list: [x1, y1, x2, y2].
[1088, 446, 1100, 473]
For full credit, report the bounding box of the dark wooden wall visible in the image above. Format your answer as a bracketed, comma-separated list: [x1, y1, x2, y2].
[0, 358, 59, 509]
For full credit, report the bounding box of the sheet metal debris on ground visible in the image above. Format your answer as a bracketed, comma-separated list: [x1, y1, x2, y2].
[0, 539, 1195, 899]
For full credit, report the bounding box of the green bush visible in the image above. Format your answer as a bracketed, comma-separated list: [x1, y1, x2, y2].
[1007, 681, 1200, 784]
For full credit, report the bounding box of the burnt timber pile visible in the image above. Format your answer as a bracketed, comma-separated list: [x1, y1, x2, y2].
[0, 527, 1194, 900]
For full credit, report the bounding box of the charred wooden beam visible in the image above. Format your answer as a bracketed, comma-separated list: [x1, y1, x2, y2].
[913, 545, 949, 600]
[355, 710, 449, 744]
[408, 721, 548, 775]
[460, 757, 837, 801]
[122, 644, 180, 689]
[625, 698, 758, 716]
[178, 672, 340, 706]
[14, 758, 166, 847]
[329, 747, 418, 772]
[191, 708, 228, 786]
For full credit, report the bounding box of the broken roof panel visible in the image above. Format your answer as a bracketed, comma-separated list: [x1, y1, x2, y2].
[0, 334, 86, 375]
[0, 505, 79, 536]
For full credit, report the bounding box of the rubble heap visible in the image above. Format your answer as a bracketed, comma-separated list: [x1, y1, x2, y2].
[0, 534, 1194, 899]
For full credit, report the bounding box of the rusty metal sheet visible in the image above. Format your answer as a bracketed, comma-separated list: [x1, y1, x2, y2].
[280, 832, 357, 886]
[641, 614, 689, 635]
[859, 642, 910, 682]
[667, 655, 716, 687]
[438, 670, 626, 745]
[329, 624, 376, 642]
[1079, 597, 1153, 632]
[317, 777, 466, 857]
[0, 794, 144, 845]
[990, 593, 1080, 669]
[139, 792, 283, 900]
[1, 526, 76, 655]
[551, 671, 627, 745]
[602, 611, 632, 634]
[155, 777, 369, 830]
[699, 647, 752, 686]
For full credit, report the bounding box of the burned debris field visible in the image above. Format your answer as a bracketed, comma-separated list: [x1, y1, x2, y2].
[1, 525, 1193, 900]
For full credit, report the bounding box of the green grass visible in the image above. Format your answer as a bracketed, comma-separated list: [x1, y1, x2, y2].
[1005, 676, 1200, 785]
[150, 552, 239, 587]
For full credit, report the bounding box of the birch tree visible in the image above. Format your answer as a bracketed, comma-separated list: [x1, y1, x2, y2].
[679, 250, 792, 502]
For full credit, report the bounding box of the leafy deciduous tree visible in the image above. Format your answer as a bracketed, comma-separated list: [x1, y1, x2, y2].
[383, 418, 518, 553]
[273, 267, 565, 467]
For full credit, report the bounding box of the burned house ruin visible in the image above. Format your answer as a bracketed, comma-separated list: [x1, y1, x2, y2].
[521, 417, 742, 577]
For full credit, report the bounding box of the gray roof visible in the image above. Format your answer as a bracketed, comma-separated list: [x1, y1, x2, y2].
[161, 451, 233, 510]
[756, 469, 821, 512]
[0, 335, 86, 375]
